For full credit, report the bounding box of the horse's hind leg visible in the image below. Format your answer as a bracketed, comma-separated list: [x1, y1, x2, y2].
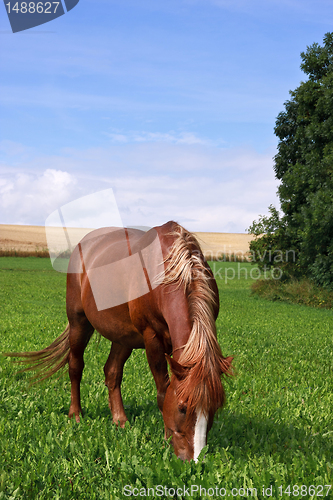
[104, 342, 132, 427]
[68, 318, 94, 422]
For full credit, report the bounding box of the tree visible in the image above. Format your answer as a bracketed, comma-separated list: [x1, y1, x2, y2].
[249, 32, 333, 289]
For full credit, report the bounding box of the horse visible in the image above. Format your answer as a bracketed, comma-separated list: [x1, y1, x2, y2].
[5, 221, 233, 462]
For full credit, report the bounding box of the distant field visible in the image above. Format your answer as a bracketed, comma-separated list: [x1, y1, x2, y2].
[0, 257, 332, 499]
[0, 224, 254, 259]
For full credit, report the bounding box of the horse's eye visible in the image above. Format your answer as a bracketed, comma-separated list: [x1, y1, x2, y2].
[179, 405, 187, 415]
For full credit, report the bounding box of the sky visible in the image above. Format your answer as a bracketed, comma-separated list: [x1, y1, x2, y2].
[0, 0, 332, 232]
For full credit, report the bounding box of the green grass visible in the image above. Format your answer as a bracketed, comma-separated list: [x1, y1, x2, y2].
[251, 278, 333, 309]
[0, 258, 332, 499]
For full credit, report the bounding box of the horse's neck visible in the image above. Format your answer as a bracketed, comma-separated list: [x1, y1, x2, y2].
[160, 287, 192, 362]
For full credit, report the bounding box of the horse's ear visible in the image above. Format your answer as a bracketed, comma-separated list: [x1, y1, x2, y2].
[165, 354, 186, 380]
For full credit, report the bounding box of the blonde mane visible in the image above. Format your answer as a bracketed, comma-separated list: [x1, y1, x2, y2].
[162, 223, 233, 419]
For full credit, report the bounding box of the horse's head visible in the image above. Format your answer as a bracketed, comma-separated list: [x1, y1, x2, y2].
[162, 355, 215, 462]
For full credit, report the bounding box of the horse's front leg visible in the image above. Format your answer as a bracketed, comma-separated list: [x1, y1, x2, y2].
[144, 328, 170, 412]
[104, 342, 132, 427]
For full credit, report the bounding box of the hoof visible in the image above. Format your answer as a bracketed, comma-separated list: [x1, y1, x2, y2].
[113, 418, 128, 428]
[69, 409, 81, 423]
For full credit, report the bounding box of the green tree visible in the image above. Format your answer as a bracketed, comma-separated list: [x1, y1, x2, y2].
[249, 32, 333, 288]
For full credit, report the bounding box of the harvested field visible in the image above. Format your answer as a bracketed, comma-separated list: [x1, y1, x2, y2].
[0, 224, 254, 259]
[194, 231, 253, 260]
[0, 224, 49, 256]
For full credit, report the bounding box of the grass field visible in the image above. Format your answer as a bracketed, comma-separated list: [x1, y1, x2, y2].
[0, 257, 332, 499]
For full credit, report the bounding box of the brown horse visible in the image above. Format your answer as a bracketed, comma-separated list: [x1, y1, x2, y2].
[6, 221, 233, 462]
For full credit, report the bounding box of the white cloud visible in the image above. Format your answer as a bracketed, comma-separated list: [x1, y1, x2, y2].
[0, 169, 77, 225]
[0, 140, 279, 232]
[106, 133, 128, 143]
[105, 130, 218, 146]
[131, 131, 215, 146]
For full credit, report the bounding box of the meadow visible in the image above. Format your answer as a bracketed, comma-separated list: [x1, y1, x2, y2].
[0, 257, 332, 499]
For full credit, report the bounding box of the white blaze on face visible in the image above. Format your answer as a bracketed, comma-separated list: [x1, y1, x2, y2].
[193, 409, 208, 462]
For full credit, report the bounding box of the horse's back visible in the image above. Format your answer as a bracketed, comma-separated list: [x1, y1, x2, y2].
[66, 225, 168, 346]
[77, 227, 145, 269]
[68, 221, 179, 273]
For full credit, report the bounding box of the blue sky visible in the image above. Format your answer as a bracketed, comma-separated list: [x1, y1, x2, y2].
[0, 0, 332, 231]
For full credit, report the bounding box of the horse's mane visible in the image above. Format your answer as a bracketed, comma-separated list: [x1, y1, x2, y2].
[162, 222, 233, 420]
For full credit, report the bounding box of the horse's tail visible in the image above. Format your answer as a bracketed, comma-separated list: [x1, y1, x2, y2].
[3, 323, 71, 383]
